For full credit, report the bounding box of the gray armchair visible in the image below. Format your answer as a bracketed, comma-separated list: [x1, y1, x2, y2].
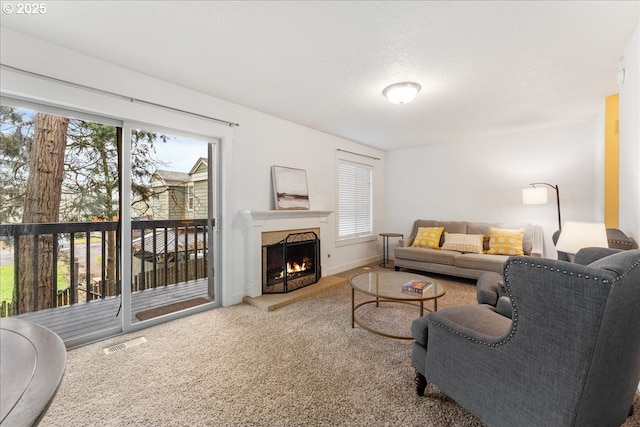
[552, 228, 639, 261]
[411, 249, 640, 426]
[476, 247, 624, 319]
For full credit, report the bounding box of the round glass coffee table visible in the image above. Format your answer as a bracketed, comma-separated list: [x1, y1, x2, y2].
[350, 270, 446, 339]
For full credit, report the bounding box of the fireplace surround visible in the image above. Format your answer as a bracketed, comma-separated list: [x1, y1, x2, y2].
[241, 210, 333, 297]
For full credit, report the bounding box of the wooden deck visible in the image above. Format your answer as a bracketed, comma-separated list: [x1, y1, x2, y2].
[13, 279, 211, 348]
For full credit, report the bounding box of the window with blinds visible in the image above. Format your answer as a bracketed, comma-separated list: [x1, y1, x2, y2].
[337, 160, 372, 240]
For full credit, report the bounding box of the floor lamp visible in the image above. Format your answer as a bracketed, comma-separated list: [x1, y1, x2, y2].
[522, 182, 562, 230]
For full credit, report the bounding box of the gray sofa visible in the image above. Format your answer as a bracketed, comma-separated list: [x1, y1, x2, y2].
[394, 220, 543, 279]
[411, 248, 640, 426]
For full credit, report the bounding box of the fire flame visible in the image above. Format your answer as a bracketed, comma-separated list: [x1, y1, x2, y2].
[275, 261, 307, 279]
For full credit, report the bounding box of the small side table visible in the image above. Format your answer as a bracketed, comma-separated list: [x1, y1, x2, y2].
[379, 232, 403, 268]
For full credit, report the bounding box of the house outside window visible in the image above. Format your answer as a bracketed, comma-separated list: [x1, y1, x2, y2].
[337, 159, 373, 242]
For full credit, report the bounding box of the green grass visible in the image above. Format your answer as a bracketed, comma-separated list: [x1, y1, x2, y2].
[0, 265, 14, 304]
[0, 263, 70, 304]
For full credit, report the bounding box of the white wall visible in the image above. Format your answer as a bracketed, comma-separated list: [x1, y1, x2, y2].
[619, 24, 640, 243]
[0, 28, 386, 307]
[227, 112, 387, 302]
[385, 120, 603, 258]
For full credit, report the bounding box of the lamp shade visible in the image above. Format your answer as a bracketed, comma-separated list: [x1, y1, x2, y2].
[555, 221, 608, 254]
[522, 187, 548, 205]
[382, 82, 421, 104]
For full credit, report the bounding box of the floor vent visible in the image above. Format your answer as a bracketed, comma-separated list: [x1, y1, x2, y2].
[103, 337, 147, 355]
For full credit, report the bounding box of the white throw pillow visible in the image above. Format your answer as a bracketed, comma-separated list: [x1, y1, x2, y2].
[441, 233, 485, 254]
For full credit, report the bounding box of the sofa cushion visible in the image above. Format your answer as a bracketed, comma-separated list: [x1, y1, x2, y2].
[394, 247, 458, 266]
[440, 221, 468, 235]
[454, 253, 509, 273]
[486, 227, 525, 256]
[408, 220, 468, 246]
[441, 233, 484, 254]
[468, 222, 534, 255]
[411, 226, 444, 248]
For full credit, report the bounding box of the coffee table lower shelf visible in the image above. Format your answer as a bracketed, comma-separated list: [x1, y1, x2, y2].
[349, 270, 446, 341]
[351, 297, 428, 340]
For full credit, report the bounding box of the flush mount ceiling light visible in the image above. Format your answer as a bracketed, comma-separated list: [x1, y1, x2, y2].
[382, 82, 421, 104]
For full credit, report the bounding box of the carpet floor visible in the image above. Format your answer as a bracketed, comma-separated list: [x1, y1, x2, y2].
[40, 264, 640, 427]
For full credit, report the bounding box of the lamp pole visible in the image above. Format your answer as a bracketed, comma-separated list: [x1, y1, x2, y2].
[530, 182, 561, 230]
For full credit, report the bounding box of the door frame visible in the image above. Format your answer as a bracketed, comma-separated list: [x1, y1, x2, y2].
[121, 122, 222, 333]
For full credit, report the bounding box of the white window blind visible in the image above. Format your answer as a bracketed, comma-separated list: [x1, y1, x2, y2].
[338, 160, 372, 240]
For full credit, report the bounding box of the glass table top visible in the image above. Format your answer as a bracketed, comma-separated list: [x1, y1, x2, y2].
[350, 270, 445, 301]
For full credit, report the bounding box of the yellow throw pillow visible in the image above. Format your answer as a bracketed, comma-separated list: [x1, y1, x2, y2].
[487, 227, 524, 256]
[411, 227, 444, 249]
[441, 233, 485, 254]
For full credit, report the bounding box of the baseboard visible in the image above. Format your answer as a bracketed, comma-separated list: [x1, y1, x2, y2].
[323, 255, 383, 276]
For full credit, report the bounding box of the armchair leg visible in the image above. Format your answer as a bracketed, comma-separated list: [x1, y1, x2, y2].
[629, 404, 634, 417]
[415, 370, 427, 397]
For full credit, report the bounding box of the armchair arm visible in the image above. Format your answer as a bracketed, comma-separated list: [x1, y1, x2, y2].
[476, 272, 502, 306]
[427, 304, 511, 344]
[476, 272, 512, 318]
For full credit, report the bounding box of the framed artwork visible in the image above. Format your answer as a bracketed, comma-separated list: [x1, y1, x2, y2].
[272, 165, 310, 210]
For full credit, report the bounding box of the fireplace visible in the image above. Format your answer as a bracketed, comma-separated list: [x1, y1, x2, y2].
[262, 231, 320, 293]
[241, 210, 332, 298]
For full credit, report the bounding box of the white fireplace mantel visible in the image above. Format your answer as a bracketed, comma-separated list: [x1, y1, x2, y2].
[241, 210, 333, 297]
[241, 210, 333, 224]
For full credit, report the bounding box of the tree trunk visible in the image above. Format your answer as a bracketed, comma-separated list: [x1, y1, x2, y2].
[17, 113, 69, 313]
[106, 230, 117, 295]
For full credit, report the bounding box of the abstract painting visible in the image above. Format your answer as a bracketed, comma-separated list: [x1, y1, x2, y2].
[272, 166, 310, 210]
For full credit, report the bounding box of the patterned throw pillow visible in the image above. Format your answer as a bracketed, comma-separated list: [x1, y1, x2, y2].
[487, 227, 524, 255]
[441, 233, 485, 254]
[411, 227, 444, 249]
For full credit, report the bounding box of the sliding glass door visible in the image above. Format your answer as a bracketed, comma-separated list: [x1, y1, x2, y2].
[1, 98, 222, 346]
[123, 125, 219, 330]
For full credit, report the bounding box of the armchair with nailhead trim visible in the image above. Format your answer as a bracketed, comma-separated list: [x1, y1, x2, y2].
[552, 228, 639, 261]
[410, 248, 640, 427]
[475, 247, 625, 319]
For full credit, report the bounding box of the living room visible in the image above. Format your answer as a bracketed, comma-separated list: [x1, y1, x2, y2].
[2, 2, 638, 310]
[1, 2, 639, 425]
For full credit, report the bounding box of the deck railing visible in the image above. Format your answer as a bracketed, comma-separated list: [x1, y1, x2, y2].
[0, 218, 209, 317]
[131, 219, 210, 290]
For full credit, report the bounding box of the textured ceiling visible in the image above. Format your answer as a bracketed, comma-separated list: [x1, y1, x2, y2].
[1, 1, 638, 151]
